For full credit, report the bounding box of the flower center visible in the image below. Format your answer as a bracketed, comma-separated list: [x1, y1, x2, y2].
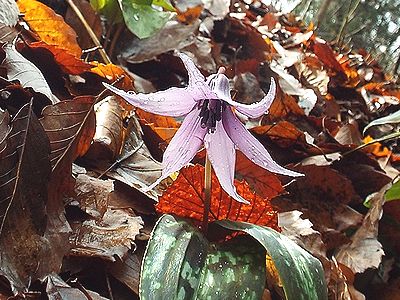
[199, 99, 225, 133]
[199, 67, 228, 133]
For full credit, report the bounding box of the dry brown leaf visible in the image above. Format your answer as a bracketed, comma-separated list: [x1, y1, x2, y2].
[106, 116, 163, 201]
[0, 102, 64, 293]
[336, 183, 390, 274]
[2, 44, 58, 103]
[0, 23, 19, 44]
[235, 152, 284, 200]
[136, 108, 180, 144]
[69, 174, 113, 220]
[70, 208, 143, 261]
[46, 274, 109, 300]
[328, 258, 365, 300]
[17, 0, 81, 57]
[40, 96, 96, 172]
[108, 250, 141, 295]
[252, 121, 306, 148]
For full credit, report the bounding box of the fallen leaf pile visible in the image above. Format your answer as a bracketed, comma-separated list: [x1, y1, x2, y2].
[0, 0, 399, 298]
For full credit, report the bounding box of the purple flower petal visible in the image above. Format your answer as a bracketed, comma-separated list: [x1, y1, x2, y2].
[204, 121, 249, 204]
[222, 107, 303, 177]
[145, 107, 207, 191]
[207, 73, 231, 102]
[178, 53, 217, 101]
[103, 83, 196, 117]
[226, 78, 277, 118]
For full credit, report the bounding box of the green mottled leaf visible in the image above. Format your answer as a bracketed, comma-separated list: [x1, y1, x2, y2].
[363, 109, 400, 134]
[140, 215, 266, 300]
[120, 0, 170, 39]
[152, 0, 175, 12]
[90, 0, 123, 23]
[216, 220, 328, 300]
[385, 180, 400, 202]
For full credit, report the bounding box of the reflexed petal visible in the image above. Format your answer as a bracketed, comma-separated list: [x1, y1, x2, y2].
[208, 73, 231, 102]
[145, 107, 207, 191]
[222, 108, 303, 177]
[204, 121, 249, 204]
[177, 52, 217, 101]
[226, 78, 276, 118]
[103, 83, 196, 117]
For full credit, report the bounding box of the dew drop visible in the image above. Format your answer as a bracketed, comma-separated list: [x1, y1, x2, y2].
[133, 14, 139, 21]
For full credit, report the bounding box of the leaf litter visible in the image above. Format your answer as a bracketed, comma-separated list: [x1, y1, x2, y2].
[0, 0, 399, 298]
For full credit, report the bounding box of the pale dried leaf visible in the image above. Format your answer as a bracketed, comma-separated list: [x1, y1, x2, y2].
[2, 44, 58, 103]
[70, 208, 143, 261]
[278, 210, 326, 258]
[329, 257, 365, 300]
[202, 0, 230, 18]
[121, 19, 200, 63]
[336, 184, 390, 273]
[270, 61, 317, 115]
[0, 0, 19, 26]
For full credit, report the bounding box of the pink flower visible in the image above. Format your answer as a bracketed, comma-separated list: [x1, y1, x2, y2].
[104, 53, 302, 203]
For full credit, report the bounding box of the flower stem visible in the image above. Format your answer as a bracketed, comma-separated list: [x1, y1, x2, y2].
[202, 155, 212, 234]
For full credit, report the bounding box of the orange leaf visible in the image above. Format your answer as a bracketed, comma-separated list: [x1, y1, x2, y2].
[176, 5, 203, 24]
[90, 63, 134, 91]
[156, 164, 279, 229]
[136, 109, 180, 144]
[17, 0, 82, 57]
[363, 136, 391, 157]
[28, 41, 90, 75]
[252, 121, 306, 148]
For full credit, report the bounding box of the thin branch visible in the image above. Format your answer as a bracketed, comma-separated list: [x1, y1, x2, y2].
[66, 0, 111, 64]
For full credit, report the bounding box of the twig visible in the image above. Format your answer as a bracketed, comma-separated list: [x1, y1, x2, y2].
[105, 272, 115, 300]
[66, 0, 111, 64]
[108, 23, 124, 59]
[202, 155, 212, 234]
[97, 140, 144, 178]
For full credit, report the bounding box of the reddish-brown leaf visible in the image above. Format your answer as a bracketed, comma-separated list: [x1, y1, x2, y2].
[17, 0, 82, 57]
[235, 152, 284, 199]
[28, 41, 91, 75]
[252, 121, 306, 148]
[40, 96, 96, 173]
[176, 5, 203, 24]
[267, 88, 304, 120]
[311, 40, 345, 77]
[156, 164, 279, 229]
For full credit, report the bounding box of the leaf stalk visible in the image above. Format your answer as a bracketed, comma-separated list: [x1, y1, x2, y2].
[202, 155, 212, 234]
